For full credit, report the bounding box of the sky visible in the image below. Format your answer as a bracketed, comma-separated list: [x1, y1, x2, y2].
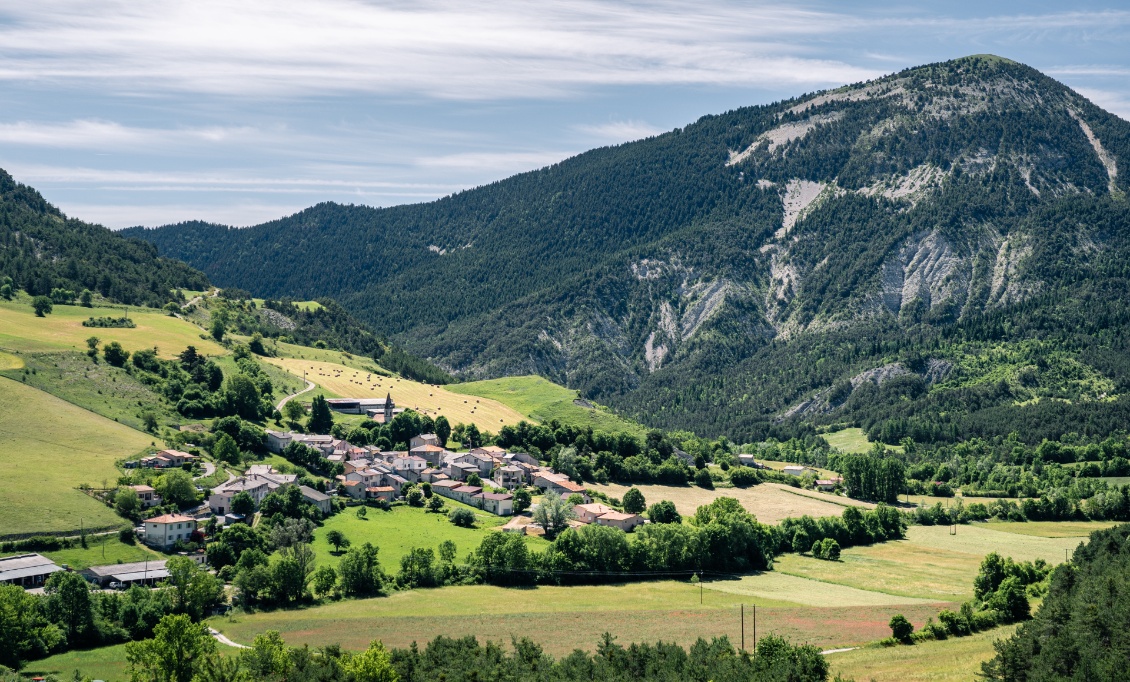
[0, 1, 1128, 229]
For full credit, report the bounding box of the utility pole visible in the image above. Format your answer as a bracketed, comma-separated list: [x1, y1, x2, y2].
[741, 604, 745, 651]
[753, 605, 757, 654]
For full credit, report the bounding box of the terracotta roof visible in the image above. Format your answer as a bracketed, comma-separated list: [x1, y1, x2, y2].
[453, 485, 483, 494]
[575, 503, 615, 515]
[341, 480, 363, 487]
[147, 514, 195, 524]
[598, 512, 639, 522]
[129, 485, 156, 493]
[366, 486, 395, 493]
[551, 479, 586, 493]
[411, 444, 446, 452]
[481, 493, 513, 501]
[432, 480, 462, 489]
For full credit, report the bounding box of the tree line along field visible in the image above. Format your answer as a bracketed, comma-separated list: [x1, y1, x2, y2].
[0, 375, 155, 537]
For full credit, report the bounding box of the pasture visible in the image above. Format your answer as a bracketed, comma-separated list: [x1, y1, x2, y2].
[0, 351, 183, 432]
[265, 357, 528, 432]
[828, 624, 1018, 682]
[312, 503, 546, 570]
[585, 482, 871, 525]
[0, 299, 225, 358]
[0, 376, 153, 536]
[984, 520, 1118, 538]
[775, 524, 1083, 602]
[0, 535, 161, 570]
[450, 375, 645, 435]
[209, 581, 947, 656]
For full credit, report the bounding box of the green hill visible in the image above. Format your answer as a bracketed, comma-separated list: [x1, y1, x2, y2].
[0, 169, 209, 306]
[111, 56, 1130, 443]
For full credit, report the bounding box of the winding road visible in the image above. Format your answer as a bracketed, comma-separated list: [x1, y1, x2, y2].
[276, 378, 316, 412]
[210, 628, 248, 649]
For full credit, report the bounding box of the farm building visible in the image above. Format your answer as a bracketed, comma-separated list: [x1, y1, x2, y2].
[83, 560, 169, 588]
[299, 485, 333, 514]
[0, 554, 63, 587]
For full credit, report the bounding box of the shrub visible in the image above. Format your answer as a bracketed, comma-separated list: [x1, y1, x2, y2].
[694, 468, 714, 489]
[449, 508, 475, 528]
[118, 527, 136, 545]
[728, 467, 759, 487]
[889, 614, 914, 643]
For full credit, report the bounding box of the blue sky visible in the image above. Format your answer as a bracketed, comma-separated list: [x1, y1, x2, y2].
[0, 1, 1127, 228]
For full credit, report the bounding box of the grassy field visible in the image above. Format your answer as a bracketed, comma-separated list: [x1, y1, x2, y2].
[22, 643, 136, 681]
[312, 503, 547, 569]
[829, 624, 1017, 682]
[775, 524, 1083, 602]
[0, 376, 154, 536]
[265, 357, 527, 432]
[585, 482, 872, 525]
[904, 494, 1009, 507]
[209, 580, 947, 656]
[1, 534, 161, 570]
[450, 375, 646, 435]
[984, 520, 1119, 538]
[702, 572, 938, 607]
[822, 427, 902, 454]
[0, 298, 225, 358]
[0, 351, 184, 432]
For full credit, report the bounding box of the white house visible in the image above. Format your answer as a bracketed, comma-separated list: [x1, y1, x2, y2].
[143, 514, 197, 549]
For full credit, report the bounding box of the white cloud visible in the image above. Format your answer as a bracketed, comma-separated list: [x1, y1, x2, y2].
[0, 0, 880, 99]
[414, 150, 575, 172]
[575, 120, 664, 143]
[0, 120, 266, 151]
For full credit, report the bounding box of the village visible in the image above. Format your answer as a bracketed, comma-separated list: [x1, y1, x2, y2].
[1, 389, 839, 597]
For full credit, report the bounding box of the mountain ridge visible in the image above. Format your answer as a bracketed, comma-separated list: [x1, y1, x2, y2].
[122, 55, 1130, 442]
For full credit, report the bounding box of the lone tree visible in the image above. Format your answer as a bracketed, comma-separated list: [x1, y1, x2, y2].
[622, 487, 646, 514]
[212, 432, 241, 466]
[434, 416, 451, 447]
[32, 295, 53, 317]
[210, 318, 225, 342]
[230, 491, 256, 517]
[283, 399, 306, 422]
[647, 500, 681, 524]
[326, 529, 351, 553]
[532, 491, 575, 538]
[512, 487, 531, 513]
[308, 395, 334, 434]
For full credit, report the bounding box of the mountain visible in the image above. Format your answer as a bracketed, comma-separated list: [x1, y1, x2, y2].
[0, 169, 210, 305]
[126, 55, 1130, 444]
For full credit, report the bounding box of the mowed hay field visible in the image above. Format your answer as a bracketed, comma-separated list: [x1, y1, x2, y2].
[828, 624, 1019, 682]
[449, 375, 645, 435]
[265, 357, 527, 431]
[0, 299, 225, 359]
[775, 524, 1084, 602]
[210, 580, 947, 656]
[585, 482, 872, 524]
[0, 376, 153, 535]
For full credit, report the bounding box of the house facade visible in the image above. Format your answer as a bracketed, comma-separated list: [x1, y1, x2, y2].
[143, 514, 197, 549]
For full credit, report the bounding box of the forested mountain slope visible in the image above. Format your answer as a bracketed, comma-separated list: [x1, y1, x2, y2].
[128, 56, 1130, 443]
[0, 170, 209, 306]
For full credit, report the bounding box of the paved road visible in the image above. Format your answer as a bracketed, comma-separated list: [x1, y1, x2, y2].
[194, 461, 216, 480]
[276, 378, 316, 412]
[210, 628, 248, 649]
